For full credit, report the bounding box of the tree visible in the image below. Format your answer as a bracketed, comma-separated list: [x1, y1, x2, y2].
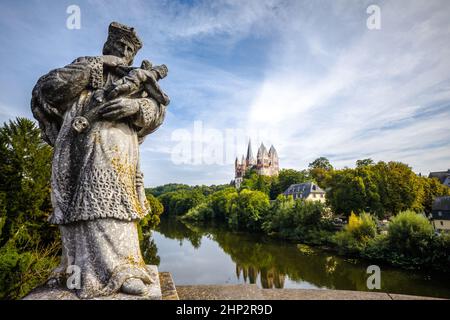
[325, 161, 441, 218]
[374, 162, 418, 216]
[0, 118, 55, 247]
[308, 157, 333, 171]
[270, 169, 310, 199]
[414, 176, 450, 214]
[157, 189, 205, 216]
[229, 189, 270, 231]
[333, 212, 377, 253]
[0, 118, 59, 299]
[308, 157, 333, 188]
[140, 194, 164, 230]
[356, 158, 374, 167]
[326, 169, 368, 216]
[241, 171, 272, 195]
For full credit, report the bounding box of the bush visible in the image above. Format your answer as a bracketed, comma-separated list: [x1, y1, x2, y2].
[333, 212, 377, 254]
[140, 194, 164, 230]
[361, 212, 450, 271]
[262, 196, 332, 244]
[387, 210, 434, 256]
[428, 233, 450, 271]
[228, 189, 270, 231]
[183, 201, 215, 222]
[157, 189, 205, 216]
[0, 240, 59, 299]
[182, 188, 270, 232]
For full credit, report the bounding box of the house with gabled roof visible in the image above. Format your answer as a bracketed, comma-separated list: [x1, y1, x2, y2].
[429, 170, 450, 187]
[283, 182, 326, 203]
[431, 196, 450, 233]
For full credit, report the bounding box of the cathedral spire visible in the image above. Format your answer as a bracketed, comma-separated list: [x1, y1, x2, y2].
[268, 145, 278, 158]
[246, 139, 254, 165]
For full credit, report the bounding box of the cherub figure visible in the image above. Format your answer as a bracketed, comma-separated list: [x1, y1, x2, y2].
[72, 59, 170, 133]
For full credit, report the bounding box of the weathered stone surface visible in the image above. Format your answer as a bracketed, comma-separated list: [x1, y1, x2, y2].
[30, 21, 170, 299]
[176, 285, 444, 300]
[24, 266, 162, 300]
[159, 272, 179, 300]
[177, 284, 264, 300]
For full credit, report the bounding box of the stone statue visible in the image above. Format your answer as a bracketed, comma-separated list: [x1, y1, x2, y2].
[30, 22, 169, 299]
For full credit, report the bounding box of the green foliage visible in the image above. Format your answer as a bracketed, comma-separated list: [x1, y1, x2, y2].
[414, 176, 450, 214]
[362, 211, 447, 270]
[325, 161, 450, 218]
[333, 212, 377, 254]
[308, 157, 333, 189]
[0, 240, 59, 299]
[146, 183, 191, 197]
[262, 196, 333, 245]
[309, 157, 333, 171]
[146, 183, 228, 198]
[181, 187, 239, 223]
[0, 118, 56, 248]
[158, 189, 206, 216]
[387, 210, 434, 258]
[184, 188, 269, 232]
[427, 233, 450, 271]
[0, 118, 61, 299]
[139, 194, 164, 230]
[184, 201, 215, 222]
[241, 172, 272, 195]
[205, 188, 238, 221]
[228, 189, 270, 231]
[356, 158, 375, 167]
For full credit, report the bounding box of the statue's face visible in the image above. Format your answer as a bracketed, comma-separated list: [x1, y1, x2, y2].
[104, 38, 137, 65]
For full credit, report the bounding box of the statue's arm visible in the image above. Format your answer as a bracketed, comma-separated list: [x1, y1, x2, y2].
[133, 97, 167, 142]
[33, 57, 103, 109]
[31, 56, 114, 145]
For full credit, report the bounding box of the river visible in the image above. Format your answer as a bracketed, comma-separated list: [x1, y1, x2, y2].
[145, 217, 450, 299]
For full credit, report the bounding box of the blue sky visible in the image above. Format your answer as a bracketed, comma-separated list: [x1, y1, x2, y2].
[1, 0, 450, 186]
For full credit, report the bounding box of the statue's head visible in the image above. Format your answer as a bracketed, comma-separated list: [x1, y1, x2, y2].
[102, 22, 142, 66]
[153, 64, 168, 80]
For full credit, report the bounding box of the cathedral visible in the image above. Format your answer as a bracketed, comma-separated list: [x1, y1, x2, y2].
[234, 140, 279, 188]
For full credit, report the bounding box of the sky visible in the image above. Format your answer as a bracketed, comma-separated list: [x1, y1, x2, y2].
[0, 0, 450, 186]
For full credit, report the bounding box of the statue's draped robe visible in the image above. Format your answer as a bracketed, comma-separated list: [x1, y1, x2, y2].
[31, 57, 166, 298]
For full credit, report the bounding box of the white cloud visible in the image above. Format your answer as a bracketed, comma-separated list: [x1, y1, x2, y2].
[246, 0, 450, 176]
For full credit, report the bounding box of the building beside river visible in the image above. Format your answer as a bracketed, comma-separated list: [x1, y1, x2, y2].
[283, 182, 326, 203]
[431, 196, 450, 233]
[429, 169, 450, 187]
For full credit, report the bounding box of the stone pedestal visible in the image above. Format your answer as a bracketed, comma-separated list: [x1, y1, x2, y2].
[23, 265, 162, 300]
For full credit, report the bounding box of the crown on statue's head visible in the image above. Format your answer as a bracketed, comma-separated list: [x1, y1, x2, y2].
[106, 21, 143, 51]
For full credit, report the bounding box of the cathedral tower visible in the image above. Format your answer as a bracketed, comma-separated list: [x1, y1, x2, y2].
[234, 140, 279, 187]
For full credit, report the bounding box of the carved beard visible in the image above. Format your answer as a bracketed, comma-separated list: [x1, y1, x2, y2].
[103, 40, 137, 66]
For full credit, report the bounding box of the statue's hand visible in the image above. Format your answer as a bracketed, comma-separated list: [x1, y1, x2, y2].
[98, 98, 140, 121]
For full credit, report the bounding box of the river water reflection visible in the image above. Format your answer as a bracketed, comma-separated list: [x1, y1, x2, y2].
[148, 217, 450, 298]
